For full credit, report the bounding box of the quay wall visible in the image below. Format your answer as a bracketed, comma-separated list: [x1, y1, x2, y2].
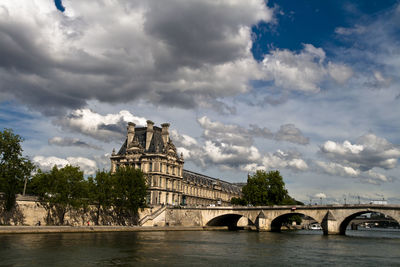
[0, 198, 152, 226]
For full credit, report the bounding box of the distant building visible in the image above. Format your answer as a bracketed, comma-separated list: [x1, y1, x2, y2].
[110, 121, 242, 206]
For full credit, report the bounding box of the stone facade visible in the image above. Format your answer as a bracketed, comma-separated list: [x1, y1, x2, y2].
[110, 121, 241, 206]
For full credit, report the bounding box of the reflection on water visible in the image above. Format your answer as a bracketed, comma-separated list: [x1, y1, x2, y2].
[0, 229, 399, 266]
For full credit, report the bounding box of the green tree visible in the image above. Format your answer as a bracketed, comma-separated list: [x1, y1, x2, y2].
[31, 165, 88, 225]
[242, 170, 290, 206]
[0, 129, 34, 211]
[112, 166, 147, 225]
[88, 170, 114, 225]
[230, 197, 247, 206]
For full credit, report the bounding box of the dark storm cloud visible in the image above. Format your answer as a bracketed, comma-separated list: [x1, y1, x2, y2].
[144, 0, 250, 68]
[48, 136, 101, 150]
[0, 1, 273, 115]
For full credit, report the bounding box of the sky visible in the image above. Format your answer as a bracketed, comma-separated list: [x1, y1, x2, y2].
[1, 0, 400, 204]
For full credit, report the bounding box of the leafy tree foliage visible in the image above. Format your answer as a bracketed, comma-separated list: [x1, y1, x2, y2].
[30, 165, 148, 225]
[31, 165, 88, 224]
[88, 170, 114, 225]
[242, 170, 293, 206]
[112, 166, 147, 225]
[231, 197, 247, 206]
[0, 129, 34, 211]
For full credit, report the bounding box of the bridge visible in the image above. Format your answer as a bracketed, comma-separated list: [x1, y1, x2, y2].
[156, 204, 400, 235]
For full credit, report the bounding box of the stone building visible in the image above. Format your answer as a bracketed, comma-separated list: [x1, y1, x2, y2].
[110, 121, 241, 206]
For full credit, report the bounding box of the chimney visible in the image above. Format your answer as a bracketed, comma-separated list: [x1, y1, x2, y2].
[145, 120, 154, 150]
[127, 122, 136, 147]
[161, 123, 170, 144]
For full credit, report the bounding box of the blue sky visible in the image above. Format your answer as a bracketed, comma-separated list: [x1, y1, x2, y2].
[1, 0, 400, 204]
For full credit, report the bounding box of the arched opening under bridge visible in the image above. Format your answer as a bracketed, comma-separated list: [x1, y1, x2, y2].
[339, 211, 400, 235]
[270, 212, 321, 233]
[206, 214, 255, 230]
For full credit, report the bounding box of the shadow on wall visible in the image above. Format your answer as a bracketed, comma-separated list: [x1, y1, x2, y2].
[206, 214, 255, 230]
[0, 203, 25, 225]
[41, 203, 141, 226]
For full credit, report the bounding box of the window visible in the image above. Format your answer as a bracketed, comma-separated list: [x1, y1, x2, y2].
[149, 162, 153, 172]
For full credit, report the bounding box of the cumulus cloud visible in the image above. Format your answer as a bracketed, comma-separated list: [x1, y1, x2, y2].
[48, 136, 101, 150]
[275, 124, 309, 145]
[172, 117, 308, 172]
[198, 116, 309, 145]
[0, 0, 273, 114]
[55, 109, 147, 142]
[33, 155, 98, 175]
[261, 44, 353, 92]
[315, 133, 399, 184]
[198, 116, 253, 146]
[242, 150, 308, 172]
[320, 134, 400, 171]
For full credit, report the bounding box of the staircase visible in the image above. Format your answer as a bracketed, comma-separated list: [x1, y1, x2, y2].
[138, 206, 166, 226]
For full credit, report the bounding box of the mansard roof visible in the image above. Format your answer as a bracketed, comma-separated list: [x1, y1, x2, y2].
[183, 169, 242, 194]
[117, 126, 165, 155]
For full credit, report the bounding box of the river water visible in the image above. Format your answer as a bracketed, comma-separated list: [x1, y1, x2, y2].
[0, 229, 399, 266]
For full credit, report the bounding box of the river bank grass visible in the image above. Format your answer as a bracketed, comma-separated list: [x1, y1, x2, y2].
[0, 225, 230, 234]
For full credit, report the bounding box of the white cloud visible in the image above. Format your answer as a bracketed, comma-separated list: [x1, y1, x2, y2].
[335, 25, 366, 35]
[198, 116, 309, 146]
[261, 44, 353, 92]
[320, 134, 400, 170]
[327, 62, 354, 84]
[315, 133, 399, 184]
[56, 109, 147, 142]
[314, 193, 326, 199]
[33, 155, 98, 175]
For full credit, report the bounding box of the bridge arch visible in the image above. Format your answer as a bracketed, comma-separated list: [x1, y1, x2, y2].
[205, 213, 255, 230]
[270, 212, 322, 232]
[338, 209, 400, 235]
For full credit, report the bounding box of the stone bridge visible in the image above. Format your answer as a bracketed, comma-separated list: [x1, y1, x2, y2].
[164, 204, 400, 235]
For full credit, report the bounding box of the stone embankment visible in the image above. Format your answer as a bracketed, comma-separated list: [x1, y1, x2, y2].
[0, 225, 228, 234]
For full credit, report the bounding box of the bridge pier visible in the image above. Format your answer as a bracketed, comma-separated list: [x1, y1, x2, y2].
[255, 211, 272, 231]
[321, 210, 341, 235]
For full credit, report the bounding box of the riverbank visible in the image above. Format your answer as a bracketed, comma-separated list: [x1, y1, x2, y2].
[0, 225, 230, 234]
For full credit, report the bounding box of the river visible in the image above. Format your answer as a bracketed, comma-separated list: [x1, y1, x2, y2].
[0, 229, 399, 266]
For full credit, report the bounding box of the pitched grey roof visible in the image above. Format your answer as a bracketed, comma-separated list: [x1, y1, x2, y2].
[183, 169, 242, 193]
[117, 126, 165, 155]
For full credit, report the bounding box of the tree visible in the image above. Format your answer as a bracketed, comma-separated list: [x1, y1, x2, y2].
[88, 170, 114, 225]
[0, 129, 34, 211]
[242, 170, 290, 206]
[31, 165, 88, 225]
[112, 166, 147, 225]
[231, 197, 247, 206]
